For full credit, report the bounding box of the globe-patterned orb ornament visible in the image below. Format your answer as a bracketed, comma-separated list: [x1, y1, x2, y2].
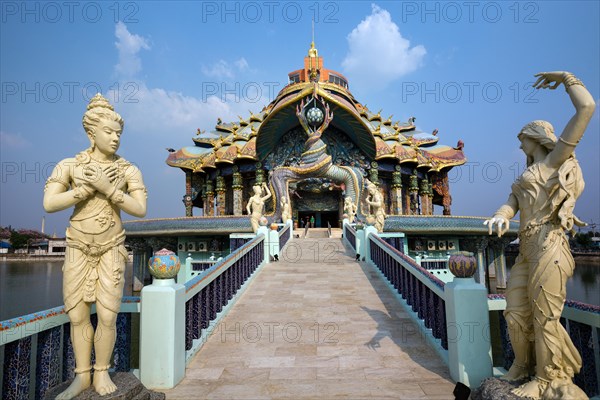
[148, 248, 181, 279]
[448, 251, 477, 278]
[306, 107, 324, 126]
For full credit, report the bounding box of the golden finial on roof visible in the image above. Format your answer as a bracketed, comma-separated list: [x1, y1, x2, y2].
[308, 41, 318, 58]
[384, 115, 393, 125]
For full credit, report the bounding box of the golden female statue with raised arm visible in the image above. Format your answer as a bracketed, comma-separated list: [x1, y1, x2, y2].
[44, 94, 147, 399]
[246, 182, 272, 233]
[485, 72, 595, 400]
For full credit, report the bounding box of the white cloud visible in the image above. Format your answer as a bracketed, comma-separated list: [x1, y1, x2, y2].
[342, 4, 426, 91]
[202, 58, 251, 79]
[114, 21, 150, 78]
[0, 131, 29, 149]
[202, 60, 235, 79]
[234, 57, 249, 72]
[107, 82, 272, 138]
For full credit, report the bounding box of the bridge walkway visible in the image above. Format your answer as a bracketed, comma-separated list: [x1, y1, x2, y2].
[161, 237, 454, 399]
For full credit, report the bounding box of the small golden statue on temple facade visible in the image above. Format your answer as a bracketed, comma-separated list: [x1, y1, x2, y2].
[365, 180, 385, 233]
[43, 93, 147, 399]
[246, 182, 272, 233]
[343, 196, 357, 224]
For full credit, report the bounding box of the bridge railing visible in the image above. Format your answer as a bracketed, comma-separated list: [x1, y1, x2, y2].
[184, 235, 265, 361]
[368, 234, 449, 359]
[0, 298, 140, 400]
[343, 223, 356, 251]
[488, 296, 600, 398]
[1, 235, 267, 397]
[278, 222, 291, 250]
[365, 229, 600, 394]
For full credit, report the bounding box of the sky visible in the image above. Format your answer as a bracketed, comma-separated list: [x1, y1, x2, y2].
[1, 1, 599, 236]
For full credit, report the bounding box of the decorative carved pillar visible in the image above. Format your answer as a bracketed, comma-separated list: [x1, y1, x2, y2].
[184, 171, 193, 217]
[200, 182, 207, 216]
[419, 176, 430, 215]
[490, 237, 511, 292]
[435, 171, 452, 215]
[205, 179, 214, 216]
[391, 166, 403, 215]
[427, 181, 434, 215]
[403, 184, 411, 215]
[232, 166, 243, 216]
[216, 175, 226, 216]
[409, 171, 419, 215]
[368, 161, 379, 185]
[255, 162, 265, 185]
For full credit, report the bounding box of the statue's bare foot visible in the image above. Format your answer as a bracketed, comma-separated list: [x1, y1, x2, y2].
[511, 379, 545, 400]
[501, 362, 529, 381]
[93, 370, 117, 396]
[55, 373, 91, 399]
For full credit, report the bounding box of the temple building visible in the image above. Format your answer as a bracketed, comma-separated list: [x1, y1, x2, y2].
[166, 42, 467, 228]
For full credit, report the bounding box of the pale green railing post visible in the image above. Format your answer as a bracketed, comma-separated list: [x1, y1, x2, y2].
[268, 227, 279, 260]
[444, 276, 492, 388]
[257, 226, 270, 264]
[364, 225, 378, 263]
[139, 278, 186, 388]
[355, 228, 364, 260]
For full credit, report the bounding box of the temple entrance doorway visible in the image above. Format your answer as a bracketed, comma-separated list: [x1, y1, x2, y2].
[293, 187, 342, 228]
[298, 211, 340, 228]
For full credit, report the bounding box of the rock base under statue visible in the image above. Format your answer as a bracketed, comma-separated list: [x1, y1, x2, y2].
[471, 377, 527, 400]
[472, 377, 589, 400]
[44, 372, 166, 400]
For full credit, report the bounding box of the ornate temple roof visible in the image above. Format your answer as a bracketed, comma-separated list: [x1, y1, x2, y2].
[166, 43, 467, 173]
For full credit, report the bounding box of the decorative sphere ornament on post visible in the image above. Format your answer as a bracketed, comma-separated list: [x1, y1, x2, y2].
[448, 251, 477, 278]
[259, 216, 269, 227]
[148, 248, 181, 279]
[365, 215, 376, 227]
[306, 107, 324, 126]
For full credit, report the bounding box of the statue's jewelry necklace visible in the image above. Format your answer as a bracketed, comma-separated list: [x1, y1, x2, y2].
[90, 154, 116, 164]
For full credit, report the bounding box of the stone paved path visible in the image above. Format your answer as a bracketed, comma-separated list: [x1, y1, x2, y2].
[161, 238, 455, 399]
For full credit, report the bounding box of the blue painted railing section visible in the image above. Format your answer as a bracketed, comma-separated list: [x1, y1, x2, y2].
[489, 296, 600, 398]
[279, 224, 291, 250]
[184, 236, 264, 354]
[345, 224, 356, 251]
[230, 237, 252, 252]
[1, 298, 140, 400]
[369, 235, 448, 350]
[382, 236, 404, 253]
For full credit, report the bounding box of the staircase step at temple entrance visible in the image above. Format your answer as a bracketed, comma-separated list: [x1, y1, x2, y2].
[304, 228, 329, 238]
[161, 238, 454, 399]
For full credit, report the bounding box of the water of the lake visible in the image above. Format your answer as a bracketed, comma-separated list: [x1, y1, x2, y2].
[0, 260, 133, 321]
[0, 259, 598, 321]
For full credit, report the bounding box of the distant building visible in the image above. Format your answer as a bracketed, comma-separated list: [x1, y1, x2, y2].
[48, 238, 67, 255]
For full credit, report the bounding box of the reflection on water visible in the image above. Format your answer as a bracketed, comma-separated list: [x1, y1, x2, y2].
[0, 260, 133, 321]
[566, 261, 599, 306]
